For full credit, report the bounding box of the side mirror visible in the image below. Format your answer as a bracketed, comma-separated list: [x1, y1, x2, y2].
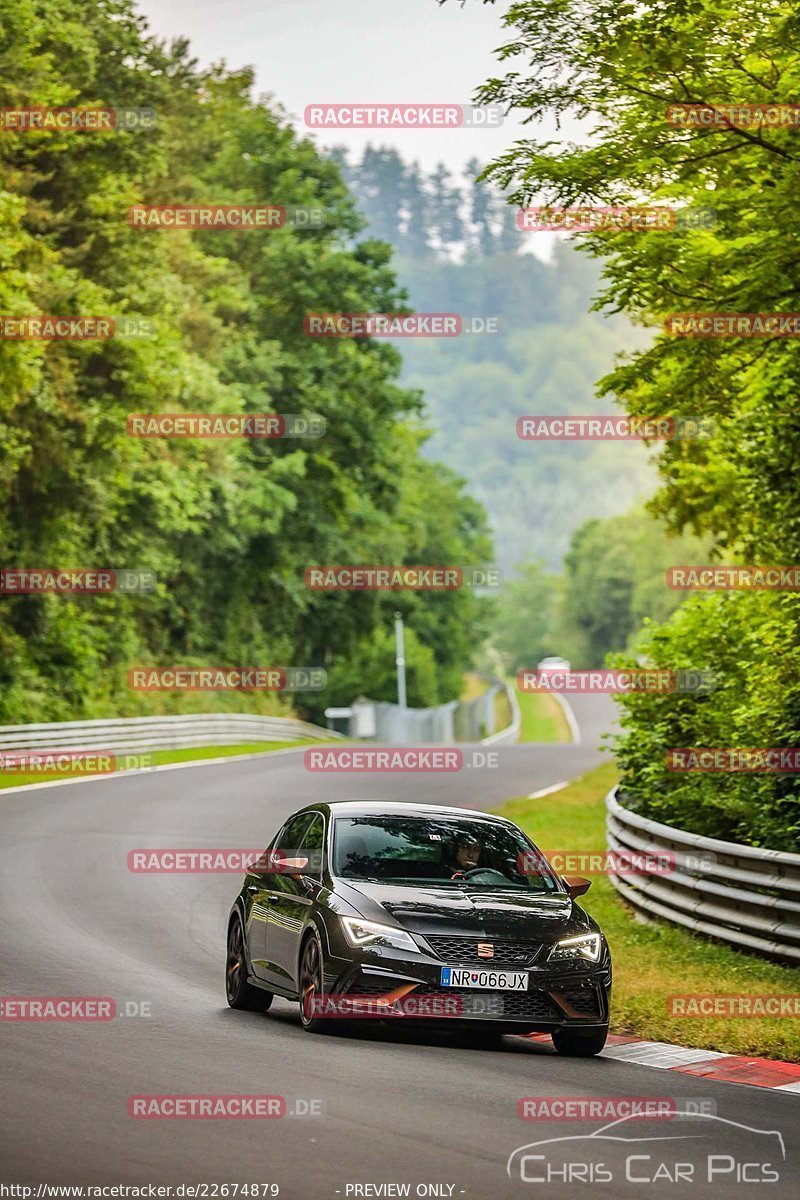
[247, 853, 309, 878]
[281, 856, 310, 881]
[562, 874, 591, 899]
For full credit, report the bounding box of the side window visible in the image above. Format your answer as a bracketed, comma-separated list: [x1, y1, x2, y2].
[248, 823, 284, 875]
[260, 813, 314, 894]
[277, 813, 313, 860]
[298, 814, 325, 881]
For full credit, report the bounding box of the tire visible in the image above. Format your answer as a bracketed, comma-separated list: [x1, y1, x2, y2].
[226, 915, 273, 1011]
[298, 929, 334, 1033]
[551, 1024, 608, 1057]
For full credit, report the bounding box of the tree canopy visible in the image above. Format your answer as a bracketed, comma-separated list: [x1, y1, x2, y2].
[0, 0, 491, 721]
[462, 0, 800, 848]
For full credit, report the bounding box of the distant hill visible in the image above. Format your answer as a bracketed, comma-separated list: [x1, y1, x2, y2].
[334, 146, 656, 570]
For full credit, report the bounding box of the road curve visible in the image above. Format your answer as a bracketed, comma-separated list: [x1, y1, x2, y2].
[1, 694, 797, 1198]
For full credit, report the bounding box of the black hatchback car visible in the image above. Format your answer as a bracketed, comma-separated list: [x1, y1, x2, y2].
[226, 800, 612, 1055]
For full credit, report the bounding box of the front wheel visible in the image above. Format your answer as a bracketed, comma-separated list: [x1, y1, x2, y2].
[226, 916, 273, 1011]
[551, 1024, 608, 1057]
[298, 930, 334, 1033]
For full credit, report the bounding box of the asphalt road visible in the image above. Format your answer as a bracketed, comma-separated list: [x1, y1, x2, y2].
[2, 694, 797, 1198]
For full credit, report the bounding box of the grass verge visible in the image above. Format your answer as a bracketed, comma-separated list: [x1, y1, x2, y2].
[0, 739, 329, 790]
[494, 686, 513, 733]
[517, 688, 571, 743]
[460, 672, 489, 702]
[497, 762, 800, 1062]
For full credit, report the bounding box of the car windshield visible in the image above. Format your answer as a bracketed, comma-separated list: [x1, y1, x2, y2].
[332, 815, 561, 892]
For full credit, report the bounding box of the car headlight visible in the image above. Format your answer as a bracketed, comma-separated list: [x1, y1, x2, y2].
[548, 933, 602, 963]
[340, 916, 417, 953]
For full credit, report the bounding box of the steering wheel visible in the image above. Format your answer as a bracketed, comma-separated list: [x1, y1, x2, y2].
[450, 867, 489, 881]
[455, 866, 512, 886]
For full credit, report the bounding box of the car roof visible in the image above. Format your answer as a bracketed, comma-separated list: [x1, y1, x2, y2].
[291, 799, 516, 824]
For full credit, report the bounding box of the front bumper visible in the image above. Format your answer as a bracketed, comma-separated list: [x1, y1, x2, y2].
[320, 932, 611, 1031]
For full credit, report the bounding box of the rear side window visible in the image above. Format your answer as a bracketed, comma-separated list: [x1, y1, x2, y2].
[298, 813, 325, 880]
[277, 813, 313, 858]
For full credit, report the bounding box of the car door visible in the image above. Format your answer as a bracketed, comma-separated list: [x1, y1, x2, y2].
[245, 814, 310, 982]
[262, 811, 325, 992]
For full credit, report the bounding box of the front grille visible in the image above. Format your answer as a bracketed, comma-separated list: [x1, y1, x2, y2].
[413, 986, 559, 1019]
[423, 935, 542, 966]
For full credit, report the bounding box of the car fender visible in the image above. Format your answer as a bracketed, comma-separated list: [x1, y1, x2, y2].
[295, 916, 323, 988]
[228, 895, 259, 977]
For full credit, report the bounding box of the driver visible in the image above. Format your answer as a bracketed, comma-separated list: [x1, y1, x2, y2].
[444, 832, 481, 879]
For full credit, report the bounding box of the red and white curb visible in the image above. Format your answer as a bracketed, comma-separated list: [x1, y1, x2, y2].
[528, 1033, 800, 1092]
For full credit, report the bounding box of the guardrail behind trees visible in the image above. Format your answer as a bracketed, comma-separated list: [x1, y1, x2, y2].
[358, 674, 520, 745]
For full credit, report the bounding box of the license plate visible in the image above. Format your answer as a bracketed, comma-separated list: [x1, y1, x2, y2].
[440, 967, 528, 990]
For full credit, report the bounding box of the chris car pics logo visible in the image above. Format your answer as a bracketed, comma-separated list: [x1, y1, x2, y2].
[507, 1112, 784, 1185]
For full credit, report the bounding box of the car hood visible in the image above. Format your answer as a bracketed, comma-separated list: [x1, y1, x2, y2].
[344, 881, 587, 940]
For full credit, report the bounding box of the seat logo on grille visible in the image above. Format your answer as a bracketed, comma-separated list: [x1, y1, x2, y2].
[477, 942, 494, 958]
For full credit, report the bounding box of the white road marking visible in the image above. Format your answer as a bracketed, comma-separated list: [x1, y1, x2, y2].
[527, 780, 569, 800]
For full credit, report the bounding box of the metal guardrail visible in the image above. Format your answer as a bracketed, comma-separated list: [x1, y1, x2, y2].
[606, 786, 800, 963]
[371, 699, 458, 745]
[358, 674, 519, 746]
[0, 712, 338, 754]
[480, 675, 520, 747]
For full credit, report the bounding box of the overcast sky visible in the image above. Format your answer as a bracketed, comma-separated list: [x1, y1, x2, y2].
[135, 0, 531, 174]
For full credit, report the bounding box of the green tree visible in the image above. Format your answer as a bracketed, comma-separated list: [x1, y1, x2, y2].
[0, 0, 491, 723]
[461, 0, 800, 846]
[322, 623, 440, 713]
[557, 509, 711, 667]
[491, 559, 558, 673]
